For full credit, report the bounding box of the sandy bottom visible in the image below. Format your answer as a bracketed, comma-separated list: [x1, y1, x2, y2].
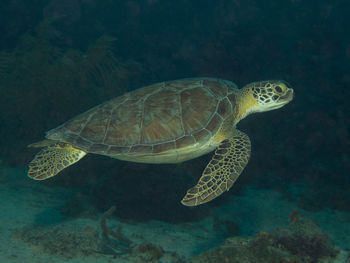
[0, 166, 349, 262]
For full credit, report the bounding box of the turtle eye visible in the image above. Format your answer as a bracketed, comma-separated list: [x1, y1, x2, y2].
[275, 86, 283, 93]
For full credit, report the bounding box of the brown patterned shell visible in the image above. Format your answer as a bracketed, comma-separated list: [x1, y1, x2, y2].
[46, 78, 239, 156]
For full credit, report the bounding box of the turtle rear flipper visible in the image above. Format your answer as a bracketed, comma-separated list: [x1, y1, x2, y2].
[181, 129, 251, 206]
[28, 143, 87, 180]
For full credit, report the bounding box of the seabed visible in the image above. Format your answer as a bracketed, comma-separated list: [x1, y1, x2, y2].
[0, 166, 349, 263]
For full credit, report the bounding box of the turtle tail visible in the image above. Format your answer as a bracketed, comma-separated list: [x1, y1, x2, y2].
[27, 139, 57, 148]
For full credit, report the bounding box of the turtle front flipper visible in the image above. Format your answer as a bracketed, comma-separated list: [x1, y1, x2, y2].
[181, 130, 251, 206]
[28, 143, 87, 180]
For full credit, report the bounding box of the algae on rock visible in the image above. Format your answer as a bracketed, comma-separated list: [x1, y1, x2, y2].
[190, 213, 347, 263]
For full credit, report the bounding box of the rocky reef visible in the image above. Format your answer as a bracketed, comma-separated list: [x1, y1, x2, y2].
[12, 210, 349, 263]
[190, 212, 349, 263]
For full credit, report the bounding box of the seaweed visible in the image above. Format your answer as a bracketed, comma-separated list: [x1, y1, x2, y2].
[0, 18, 144, 166]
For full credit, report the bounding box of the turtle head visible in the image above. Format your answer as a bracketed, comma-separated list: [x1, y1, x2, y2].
[242, 80, 294, 116]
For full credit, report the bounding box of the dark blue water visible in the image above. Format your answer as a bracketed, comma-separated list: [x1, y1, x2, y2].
[0, 0, 349, 262]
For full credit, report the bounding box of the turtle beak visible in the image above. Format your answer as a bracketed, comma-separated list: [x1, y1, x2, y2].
[281, 88, 294, 102]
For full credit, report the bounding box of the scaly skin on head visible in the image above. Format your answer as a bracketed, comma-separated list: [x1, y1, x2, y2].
[237, 80, 294, 121]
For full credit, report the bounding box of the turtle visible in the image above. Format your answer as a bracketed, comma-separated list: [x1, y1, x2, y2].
[27, 78, 293, 206]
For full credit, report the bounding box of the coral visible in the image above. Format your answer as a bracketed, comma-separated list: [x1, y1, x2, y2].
[131, 243, 164, 262]
[190, 213, 343, 263]
[272, 214, 338, 263]
[13, 222, 101, 259]
[99, 206, 183, 262]
[191, 232, 299, 263]
[12, 206, 183, 262]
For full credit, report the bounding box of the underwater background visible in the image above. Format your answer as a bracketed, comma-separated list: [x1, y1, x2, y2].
[0, 0, 349, 262]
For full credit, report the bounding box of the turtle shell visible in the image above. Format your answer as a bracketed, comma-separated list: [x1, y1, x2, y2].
[46, 78, 239, 156]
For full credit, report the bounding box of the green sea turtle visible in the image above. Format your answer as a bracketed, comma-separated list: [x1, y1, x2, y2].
[28, 78, 293, 206]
